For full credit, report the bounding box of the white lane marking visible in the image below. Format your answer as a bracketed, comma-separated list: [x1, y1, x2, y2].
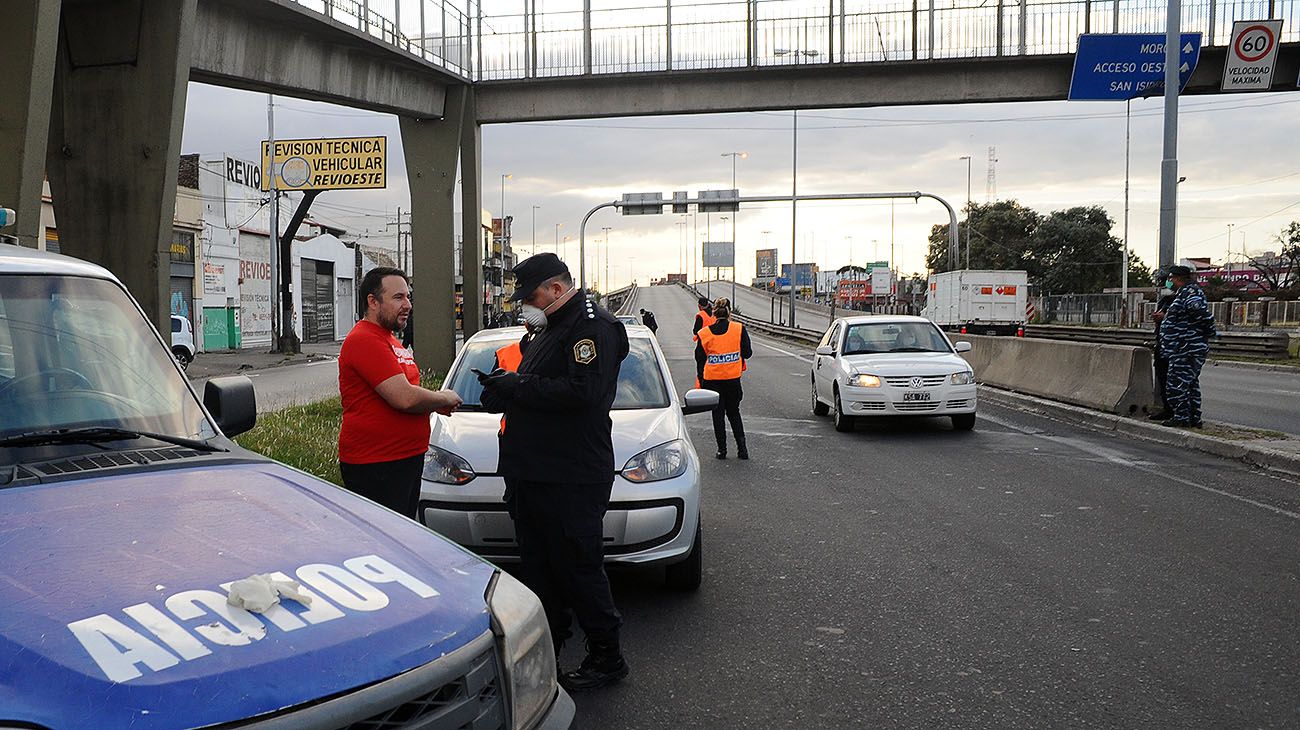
[753, 339, 813, 364]
[980, 407, 1300, 521]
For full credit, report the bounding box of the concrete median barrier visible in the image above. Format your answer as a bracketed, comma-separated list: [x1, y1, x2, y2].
[958, 334, 1158, 416]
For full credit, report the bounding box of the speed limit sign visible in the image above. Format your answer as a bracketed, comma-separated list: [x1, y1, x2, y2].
[1222, 20, 1284, 91]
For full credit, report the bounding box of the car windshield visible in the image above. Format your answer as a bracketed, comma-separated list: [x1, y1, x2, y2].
[446, 336, 670, 410]
[0, 275, 214, 458]
[842, 322, 951, 355]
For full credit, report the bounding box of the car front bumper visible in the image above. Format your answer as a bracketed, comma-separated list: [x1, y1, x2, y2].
[840, 383, 978, 416]
[420, 472, 700, 567]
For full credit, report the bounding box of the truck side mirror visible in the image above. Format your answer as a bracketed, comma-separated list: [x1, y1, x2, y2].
[204, 376, 257, 438]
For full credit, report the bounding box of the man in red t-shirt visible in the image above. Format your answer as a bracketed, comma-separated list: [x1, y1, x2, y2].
[338, 266, 461, 517]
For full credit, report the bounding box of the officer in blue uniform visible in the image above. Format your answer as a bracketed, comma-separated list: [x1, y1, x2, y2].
[477, 253, 632, 691]
[1153, 265, 1215, 428]
[1146, 269, 1175, 421]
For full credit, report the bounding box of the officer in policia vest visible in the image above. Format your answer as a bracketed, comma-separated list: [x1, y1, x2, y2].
[695, 297, 752, 460]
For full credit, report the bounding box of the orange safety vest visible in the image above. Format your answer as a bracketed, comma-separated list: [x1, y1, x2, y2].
[495, 342, 523, 373]
[698, 321, 746, 381]
[693, 311, 717, 341]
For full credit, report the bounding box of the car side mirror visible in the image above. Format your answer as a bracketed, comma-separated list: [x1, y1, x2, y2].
[815, 345, 834, 356]
[953, 341, 973, 353]
[204, 376, 257, 438]
[681, 388, 720, 416]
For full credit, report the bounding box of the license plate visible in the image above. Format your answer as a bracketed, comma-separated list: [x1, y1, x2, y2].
[903, 391, 931, 402]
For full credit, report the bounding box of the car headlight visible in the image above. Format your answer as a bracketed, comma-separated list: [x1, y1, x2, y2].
[621, 439, 688, 483]
[422, 445, 476, 485]
[950, 371, 975, 385]
[487, 570, 557, 730]
[848, 373, 881, 388]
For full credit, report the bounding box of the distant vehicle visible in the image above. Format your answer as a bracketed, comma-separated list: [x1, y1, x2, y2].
[922, 269, 1028, 336]
[811, 315, 977, 432]
[423, 325, 719, 590]
[615, 314, 640, 326]
[0, 243, 574, 729]
[170, 314, 195, 370]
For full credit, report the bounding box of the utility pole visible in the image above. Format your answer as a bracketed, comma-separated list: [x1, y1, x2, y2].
[790, 110, 798, 328]
[960, 154, 972, 269]
[266, 95, 280, 351]
[531, 205, 540, 256]
[601, 226, 612, 294]
[1157, 0, 1181, 269]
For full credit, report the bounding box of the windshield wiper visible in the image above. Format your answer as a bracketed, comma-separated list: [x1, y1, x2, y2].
[0, 427, 226, 452]
[888, 347, 935, 353]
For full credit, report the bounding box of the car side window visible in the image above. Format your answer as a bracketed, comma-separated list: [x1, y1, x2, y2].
[822, 323, 841, 353]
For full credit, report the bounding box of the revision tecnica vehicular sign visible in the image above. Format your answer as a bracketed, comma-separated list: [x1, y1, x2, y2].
[261, 136, 387, 191]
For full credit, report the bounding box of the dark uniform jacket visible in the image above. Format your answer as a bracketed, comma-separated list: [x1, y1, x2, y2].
[1158, 282, 1215, 357]
[482, 293, 630, 484]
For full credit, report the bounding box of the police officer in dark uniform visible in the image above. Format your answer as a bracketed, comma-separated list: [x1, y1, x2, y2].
[477, 253, 632, 691]
[1147, 269, 1175, 420]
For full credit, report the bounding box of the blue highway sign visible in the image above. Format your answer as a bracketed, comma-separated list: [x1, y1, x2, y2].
[1069, 33, 1203, 101]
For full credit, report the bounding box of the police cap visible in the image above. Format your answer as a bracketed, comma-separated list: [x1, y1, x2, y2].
[511, 252, 570, 301]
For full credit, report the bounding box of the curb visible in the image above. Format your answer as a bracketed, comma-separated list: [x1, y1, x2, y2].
[1207, 359, 1300, 374]
[978, 385, 1300, 478]
[189, 353, 338, 381]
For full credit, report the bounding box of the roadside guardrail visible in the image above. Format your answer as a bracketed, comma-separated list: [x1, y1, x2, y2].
[1025, 325, 1292, 360]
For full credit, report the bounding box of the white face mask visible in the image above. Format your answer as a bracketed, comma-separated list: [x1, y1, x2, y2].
[520, 285, 574, 333]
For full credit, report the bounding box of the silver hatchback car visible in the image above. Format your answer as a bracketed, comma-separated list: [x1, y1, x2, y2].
[420, 325, 718, 590]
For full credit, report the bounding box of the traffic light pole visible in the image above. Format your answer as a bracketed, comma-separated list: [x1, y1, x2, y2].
[576, 192, 960, 307]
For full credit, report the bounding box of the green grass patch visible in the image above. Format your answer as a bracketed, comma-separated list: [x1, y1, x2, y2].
[235, 371, 444, 487]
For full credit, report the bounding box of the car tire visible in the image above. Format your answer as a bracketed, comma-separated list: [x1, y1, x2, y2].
[833, 388, 855, 433]
[172, 347, 193, 371]
[951, 413, 976, 431]
[811, 378, 830, 416]
[664, 524, 702, 591]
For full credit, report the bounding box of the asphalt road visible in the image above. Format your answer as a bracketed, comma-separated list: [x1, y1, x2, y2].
[699, 280, 1300, 437]
[570, 283, 1300, 729]
[192, 358, 340, 413]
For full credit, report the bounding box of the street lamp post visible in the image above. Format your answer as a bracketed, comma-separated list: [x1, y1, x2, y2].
[959, 155, 972, 269]
[553, 222, 562, 254]
[721, 151, 747, 305]
[531, 204, 540, 256]
[601, 226, 612, 294]
[500, 173, 511, 221]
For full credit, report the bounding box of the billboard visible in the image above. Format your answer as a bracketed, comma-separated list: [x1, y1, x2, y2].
[261, 136, 387, 191]
[871, 269, 894, 296]
[837, 279, 871, 304]
[703, 241, 735, 268]
[755, 248, 779, 278]
[781, 263, 817, 288]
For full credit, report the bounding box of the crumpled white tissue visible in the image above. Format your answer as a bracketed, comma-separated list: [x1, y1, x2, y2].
[226, 574, 313, 613]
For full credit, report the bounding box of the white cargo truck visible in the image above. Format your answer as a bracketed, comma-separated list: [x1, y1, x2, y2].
[922, 269, 1029, 336]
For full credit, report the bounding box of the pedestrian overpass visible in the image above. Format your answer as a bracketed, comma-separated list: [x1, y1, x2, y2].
[5, 0, 1299, 370]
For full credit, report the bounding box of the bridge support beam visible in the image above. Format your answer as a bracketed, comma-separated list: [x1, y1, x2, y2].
[401, 84, 478, 375]
[46, 0, 197, 335]
[458, 90, 484, 342]
[0, 0, 61, 249]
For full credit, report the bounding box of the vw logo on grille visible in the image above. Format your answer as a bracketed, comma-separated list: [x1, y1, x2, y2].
[909, 376, 925, 389]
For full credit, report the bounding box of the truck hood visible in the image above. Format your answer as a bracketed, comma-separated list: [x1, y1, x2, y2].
[0, 462, 496, 730]
[431, 408, 682, 474]
[841, 351, 970, 375]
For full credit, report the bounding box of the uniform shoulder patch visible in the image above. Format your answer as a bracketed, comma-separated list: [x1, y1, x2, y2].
[574, 338, 597, 364]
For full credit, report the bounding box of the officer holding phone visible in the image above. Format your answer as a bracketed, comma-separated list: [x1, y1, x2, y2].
[476, 253, 631, 691]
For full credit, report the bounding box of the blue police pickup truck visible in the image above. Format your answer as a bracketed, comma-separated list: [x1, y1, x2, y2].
[0, 243, 574, 730]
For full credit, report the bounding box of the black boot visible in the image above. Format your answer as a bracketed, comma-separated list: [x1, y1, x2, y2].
[559, 639, 629, 691]
[736, 439, 749, 460]
[715, 450, 727, 460]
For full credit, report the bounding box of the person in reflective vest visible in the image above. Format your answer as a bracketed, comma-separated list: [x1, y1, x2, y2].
[691, 297, 715, 342]
[495, 341, 524, 372]
[695, 297, 751, 460]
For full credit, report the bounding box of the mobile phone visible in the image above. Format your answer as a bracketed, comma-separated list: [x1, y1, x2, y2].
[470, 367, 490, 378]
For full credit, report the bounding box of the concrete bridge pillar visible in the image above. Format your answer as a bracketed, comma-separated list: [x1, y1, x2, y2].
[0, 0, 61, 249]
[45, 0, 197, 334]
[401, 84, 481, 375]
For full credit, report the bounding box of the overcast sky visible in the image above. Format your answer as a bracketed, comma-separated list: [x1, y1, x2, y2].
[182, 82, 1300, 290]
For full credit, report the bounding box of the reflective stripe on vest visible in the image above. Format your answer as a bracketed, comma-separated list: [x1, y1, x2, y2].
[495, 342, 523, 372]
[699, 322, 744, 380]
[693, 312, 717, 341]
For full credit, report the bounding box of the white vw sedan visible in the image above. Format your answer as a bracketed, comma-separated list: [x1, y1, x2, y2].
[810, 315, 977, 432]
[421, 325, 718, 590]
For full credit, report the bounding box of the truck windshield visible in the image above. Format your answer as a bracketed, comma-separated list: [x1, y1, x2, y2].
[0, 275, 214, 453]
[843, 322, 952, 355]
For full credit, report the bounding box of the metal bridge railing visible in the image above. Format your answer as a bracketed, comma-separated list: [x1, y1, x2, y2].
[279, 0, 1300, 83]
[286, 0, 475, 79]
[474, 0, 1300, 81]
